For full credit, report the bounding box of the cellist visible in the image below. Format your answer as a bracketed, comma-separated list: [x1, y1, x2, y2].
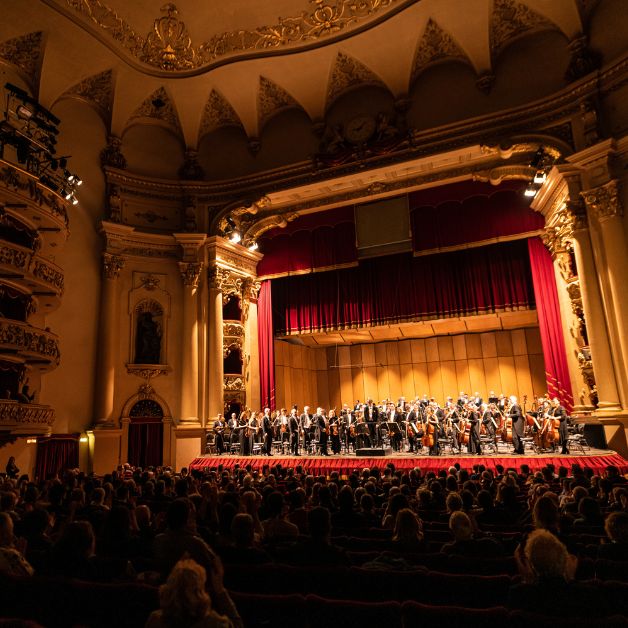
[551, 397, 570, 454]
[467, 402, 482, 455]
[423, 405, 440, 456]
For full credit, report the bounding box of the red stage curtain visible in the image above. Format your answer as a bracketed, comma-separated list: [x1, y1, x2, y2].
[410, 183, 544, 253]
[258, 280, 276, 410]
[257, 208, 357, 278]
[271, 240, 535, 334]
[35, 434, 79, 480]
[527, 237, 574, 412]
[127, 417, 163, 468]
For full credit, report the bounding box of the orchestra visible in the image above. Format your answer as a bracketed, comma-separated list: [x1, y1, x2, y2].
[206, 391, 573, 457]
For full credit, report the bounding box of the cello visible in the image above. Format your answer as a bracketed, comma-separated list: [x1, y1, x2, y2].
[501, 399, 513, 443]
[422, 407, 436, 450]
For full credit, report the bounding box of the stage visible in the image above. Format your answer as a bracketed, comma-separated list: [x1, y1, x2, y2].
[189, 448, 628, 476]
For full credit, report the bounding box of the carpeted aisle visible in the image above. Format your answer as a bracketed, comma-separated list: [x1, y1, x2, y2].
[188, 452, 628, 475]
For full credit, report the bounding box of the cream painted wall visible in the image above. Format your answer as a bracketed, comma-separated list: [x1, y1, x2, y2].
[38, 99, 106, 434]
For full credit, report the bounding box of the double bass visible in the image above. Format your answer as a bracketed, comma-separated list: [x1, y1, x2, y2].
[501, 399, 513, 443]
[422, 407, 436, 449]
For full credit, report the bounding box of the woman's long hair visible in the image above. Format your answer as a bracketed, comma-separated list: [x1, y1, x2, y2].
[159, 559, 211, 628]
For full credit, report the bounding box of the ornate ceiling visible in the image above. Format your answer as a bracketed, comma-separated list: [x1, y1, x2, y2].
[0, 0, 604, 147]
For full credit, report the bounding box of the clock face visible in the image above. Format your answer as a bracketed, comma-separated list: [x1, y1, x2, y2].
[344, 115, 376, 143]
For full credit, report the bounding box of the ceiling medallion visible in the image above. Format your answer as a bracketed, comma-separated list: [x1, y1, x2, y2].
[65, 0, 397, 72]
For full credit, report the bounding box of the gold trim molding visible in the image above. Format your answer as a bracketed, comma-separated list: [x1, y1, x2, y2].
[56, 0, 401, 74]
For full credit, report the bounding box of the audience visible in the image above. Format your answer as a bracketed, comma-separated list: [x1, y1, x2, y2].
[0, 459, 627, 625]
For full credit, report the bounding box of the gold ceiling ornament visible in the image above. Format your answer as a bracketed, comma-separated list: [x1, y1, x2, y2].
[128, 86, 182, 134]
[410, 19, 471, 86]
[198, 89, 244, 140]
[490, 0, 556, 60]
[62, 68, 114, 126]
[258, 76, 303, 130]
[64, 0, 398, 73]
[326, 51, 388, 108]
[0, 31, 44, 92]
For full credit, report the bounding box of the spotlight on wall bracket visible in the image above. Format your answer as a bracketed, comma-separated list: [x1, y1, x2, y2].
[533, 171, 547, 184]
[247, 241, 258, 252]
[230, 231, 241, 244]
[524, 183, 539, 198]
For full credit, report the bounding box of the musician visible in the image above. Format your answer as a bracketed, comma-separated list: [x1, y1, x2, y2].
[213, 414, 226, 454]
[551, 397, 570, 454]
[363, 398, 378, 445]
[227, 412, 238, 449]
[312, 407, 328, 456]
[262, 408, 274, 457]
[289, 408, 300, 456]
[510, 395, 525, 454]
[447, 402, 462, 453]
[388, 404, 404, 452]
[472, 391, 483, 408]
[467, 403, 482, 455]
[457, 391, 468, 408]
[488, 390, 499, 404]
[425, 406, 440, 456]
[482, 403, 500, 443]
[343, 405, 357, 452]
[248, 412, 260, 454]
[497, 394, 507, 414]
[239, 411, 250, 455]
[300, 406, 313, 453]
[405, 403, 420, 453]
[329, 409, 342, 454]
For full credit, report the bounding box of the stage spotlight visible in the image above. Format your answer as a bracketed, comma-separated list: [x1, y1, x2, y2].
[230, 231, 241, 243]
[533, 171, 546, 184]
[75, 176, 82, 186]
[71, 195, 78, 205]
[248, 241, 258, 251]
[64, 190, 72, 200]
[524, 183, 538, 198]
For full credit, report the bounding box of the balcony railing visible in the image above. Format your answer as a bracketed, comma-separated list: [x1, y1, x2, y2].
[0, 400, 55, 429]
[0, 241, 64, 294]
[0, 318, 60, 366]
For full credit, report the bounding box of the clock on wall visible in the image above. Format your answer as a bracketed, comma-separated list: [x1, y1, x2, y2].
[344, 114, 376, 144]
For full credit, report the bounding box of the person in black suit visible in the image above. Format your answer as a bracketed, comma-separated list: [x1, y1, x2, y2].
[300, 406, 312, 453]
[289, 409, 300, 456]
[472, 391, 483, 407]
[262, 408, 274, 456]
[467, 404, 482, 455]
[213, 414, 226, 454]
[510, 395, 525, 454]
[315, 407, 329, 455]
[363, 398, 378, 446]
[551, 397, 570, 454]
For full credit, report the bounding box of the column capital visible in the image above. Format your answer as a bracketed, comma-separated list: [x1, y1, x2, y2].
[102, 253, 125, 279]
[581, 180, 623, 223]
[178, 261, 203, 288]
[242, 277, 262, 302]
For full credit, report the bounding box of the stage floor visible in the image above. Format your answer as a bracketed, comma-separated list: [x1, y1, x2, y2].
[189, 447, 628, 475]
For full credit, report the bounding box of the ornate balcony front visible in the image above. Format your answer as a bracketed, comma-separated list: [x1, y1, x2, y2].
[0, 318, 60, 369]
[0, 399, 55, 436]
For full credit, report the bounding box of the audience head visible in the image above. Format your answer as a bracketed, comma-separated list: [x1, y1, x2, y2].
[393, 508, 423, 543]
[231, 513, 255, 548]
[605, 511, 628, 544]
[524, 529, 569, 581]
[449, 511, 473, 542]
[308, 507, 331, 542]
[159, 559, 211, 626]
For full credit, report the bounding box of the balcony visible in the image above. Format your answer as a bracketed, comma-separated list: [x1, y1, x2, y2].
[0, 241, 64, 303]
[0, 319, 60, 369]
[0, 399, 55, 435]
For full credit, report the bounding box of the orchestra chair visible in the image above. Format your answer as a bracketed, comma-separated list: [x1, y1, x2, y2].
[230, 442, 240, 455]
[204, 433, 217, 455]
[567, 424, 590, 454]
[480, 435, 497, 454]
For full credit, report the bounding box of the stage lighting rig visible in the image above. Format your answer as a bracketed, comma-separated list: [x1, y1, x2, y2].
[1, 83, 82, 203]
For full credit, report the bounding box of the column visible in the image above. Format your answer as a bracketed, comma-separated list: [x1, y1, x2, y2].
[243, 280, 261, 411]
[178, 262, 202, 423]
[207, 267, 224, 418]
[571, 211, 622, 412]
[582, 180, 628, 409]
[94, 253, 124, 426]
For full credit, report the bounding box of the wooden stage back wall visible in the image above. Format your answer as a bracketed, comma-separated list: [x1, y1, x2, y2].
[274, 328, 547, 410]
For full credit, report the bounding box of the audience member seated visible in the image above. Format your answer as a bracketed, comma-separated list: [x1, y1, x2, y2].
[219, 514, 272, 565]
[0, 512, 33, 577]
[292, 507, 349, 566]
[261, 492, 299, 542]
[48, 520, 98, 580]
[598, 511, 628, 561]
[391, 508, 426, 553]
[441, 512, 503, 557]
[508, 529, 604, 617]
[145, 558, 242, 628]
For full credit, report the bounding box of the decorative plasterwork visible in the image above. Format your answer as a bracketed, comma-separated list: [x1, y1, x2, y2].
[178, 261, 202, 287]
[258, 76, 302, 130]
[224, 375, 245, 392]
[410, 19, 470, 86]
[101, 135, 127, 169]
[126, 364, 170, 380]
[102, 252, 125, 278]
[489, 0, 556, 60]
[0, 400, 55, 428]
[207, 266, 243, 296]
[223, 322, 244, 357]
[581, 180, 623, 222]
[326, 52, 388, 108]
[128, 86, 182, 135]
[61, 68, 114, 127]
[61, 0, 399, 74]
[198, 90, 243, 140]
[0, 31, 44, 92]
